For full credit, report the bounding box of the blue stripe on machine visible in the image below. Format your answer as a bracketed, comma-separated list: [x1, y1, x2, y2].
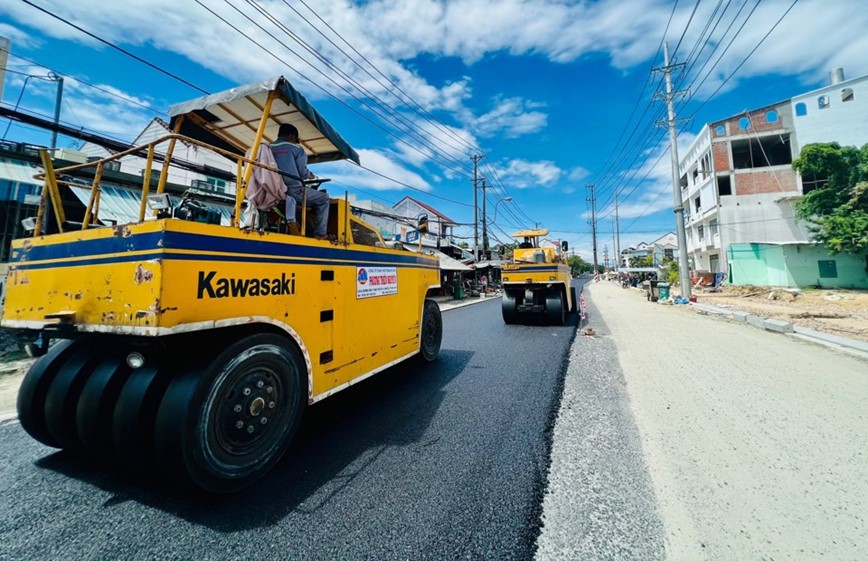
[9, 230, 436, 270]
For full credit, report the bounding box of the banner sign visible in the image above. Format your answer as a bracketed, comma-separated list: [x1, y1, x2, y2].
[356, 267, 398, 299]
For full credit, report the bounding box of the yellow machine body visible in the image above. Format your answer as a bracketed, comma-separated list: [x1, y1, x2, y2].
[500, 229, 575, 324]
[2, 210, 438, 402]
[3, 76, 445, 492]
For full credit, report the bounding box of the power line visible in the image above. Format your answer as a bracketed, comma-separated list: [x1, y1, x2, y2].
[20, 0, 209, 95]
[235, 0, 473, 176]
[289, 0, 479, 155]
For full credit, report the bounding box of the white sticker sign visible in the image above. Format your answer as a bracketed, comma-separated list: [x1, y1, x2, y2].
[356, 267, 398, 299]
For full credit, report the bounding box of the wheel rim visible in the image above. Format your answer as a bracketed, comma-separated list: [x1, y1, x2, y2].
[423, 311, 438, 349]
[212, 364, 286, 456]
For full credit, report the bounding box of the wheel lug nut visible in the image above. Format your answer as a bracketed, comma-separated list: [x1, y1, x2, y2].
[233, 404, 242, 413]
[247, 425, 254, 433]
[260, 417, 267, 425]
[235, 421, 243, 429]
[266, 386, 273, 394]
[257, 381, 264, 388]
[243, 388, 251, 396]
[268, 401, 275, 409]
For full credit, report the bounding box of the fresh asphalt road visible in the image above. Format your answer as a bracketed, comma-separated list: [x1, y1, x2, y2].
[0, 285, 591, 561]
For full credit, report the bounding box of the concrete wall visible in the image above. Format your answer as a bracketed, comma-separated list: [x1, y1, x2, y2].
[783, 245, 868, 289]
[791, 73, 868, 151]
[718, 193, 811, 245]
[728, 243, 868, 288]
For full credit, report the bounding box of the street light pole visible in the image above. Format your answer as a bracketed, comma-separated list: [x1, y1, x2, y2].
[492, 196, 513, 225]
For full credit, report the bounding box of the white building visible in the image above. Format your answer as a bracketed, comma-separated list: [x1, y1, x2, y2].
[81, 118, 237, 194]
[677, 68, 868, 278]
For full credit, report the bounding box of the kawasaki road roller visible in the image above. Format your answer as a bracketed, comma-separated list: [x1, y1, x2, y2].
[500, 229, 577, 325]
[2, 76, 443, 493]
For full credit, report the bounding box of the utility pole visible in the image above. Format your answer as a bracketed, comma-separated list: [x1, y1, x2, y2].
[654, 41, 691, 298]
[481, 179, 489, 260]
[48, 72, 64, 151]
[603, 244, 609, 270]
[0, 37, 10, 102]
[586, 183, 598, 272]
[611, 218, 617, 269]
[471, 154, 482, 264]
[614, 189, 621, 270]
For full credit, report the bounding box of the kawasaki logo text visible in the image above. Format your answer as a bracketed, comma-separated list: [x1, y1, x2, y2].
[197, 271, 296, 299]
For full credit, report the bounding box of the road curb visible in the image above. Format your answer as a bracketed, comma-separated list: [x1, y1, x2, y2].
[690, 301, 867, 357]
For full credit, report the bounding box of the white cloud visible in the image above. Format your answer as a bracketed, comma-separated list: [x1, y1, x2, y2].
[0, 23, 42, 50]
[568, 166, 590, 182]
[471, 97, 547, 138]
[317, 148, 432, 192]
[498, 158, 562, 188]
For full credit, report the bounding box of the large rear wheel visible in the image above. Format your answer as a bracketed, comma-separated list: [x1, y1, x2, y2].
[154, 333, 306, 493]
[502, 291, 518, 324]
[419, 299, 442, 362]
[16, 339, 79, 448]
[75, 355, 132, 460]
[545, 289, 565, 326]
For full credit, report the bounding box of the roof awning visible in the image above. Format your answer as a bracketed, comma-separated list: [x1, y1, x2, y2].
[474, 260, 503, 269]
[167, 76, 360, 165]
[403, 244, 472, 271]
[0, 158, 42, 185]
[68, 184, 234, 226]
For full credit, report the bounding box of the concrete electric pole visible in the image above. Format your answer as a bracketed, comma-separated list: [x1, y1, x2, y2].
[586, 183, 598, 273]
[654, 41, 692, 299]
[614, 189, 621, 270]
[471, 154, 482, 264]
[481, 179, 489, 260]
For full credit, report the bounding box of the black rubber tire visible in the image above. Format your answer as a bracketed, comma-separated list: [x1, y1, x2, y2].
[570, 286, 579, 314]
[75, 354, 131, 460]
[502, 291, 518, 324]
[112, 363, 172, 469]
[16, 339, 79, 447]
[154, 333, 306, 493]
[419, 299, 443, 362]
[545, 290, 565, 326]
[43, 345, 102, 450]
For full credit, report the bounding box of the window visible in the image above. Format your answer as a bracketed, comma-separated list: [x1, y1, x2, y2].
[818, 260, 838, 278]
[842, 88, 854, 102]
[710, 219, 719, 236]
[698, 225, 705, 240]
[664, 248, 674, 260]
[717, 175, 732, 196]
[738, 117, 751, 130]
[795, 102, 807, 116]
[205, 177, 227, 193]
[802, 174, 827, 194]
[680, 173, 688, 190]
[766, 110, 778, 123]
[715, 125, 725, 136]
[694, 195, 702, 213]
[731, 134, 793, 169]
[818, 95, 830, 109]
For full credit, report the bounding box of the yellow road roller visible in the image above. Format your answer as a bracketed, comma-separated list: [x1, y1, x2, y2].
[500, 229, 576, 325]
[2, 77, 442, 492]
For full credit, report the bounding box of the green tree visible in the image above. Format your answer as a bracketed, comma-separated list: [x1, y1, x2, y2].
[792, 142, 868, 255]
[567, 255, 592, 276]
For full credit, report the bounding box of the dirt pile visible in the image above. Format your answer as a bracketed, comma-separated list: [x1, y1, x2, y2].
[695, 285, 868, 342]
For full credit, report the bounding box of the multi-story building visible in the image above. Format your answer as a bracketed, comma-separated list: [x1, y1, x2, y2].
[678, 68, 868, 288]
[619, 232, 677, 268]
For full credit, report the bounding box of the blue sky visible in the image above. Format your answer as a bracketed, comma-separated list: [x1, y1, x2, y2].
[1, 0, 866, 261]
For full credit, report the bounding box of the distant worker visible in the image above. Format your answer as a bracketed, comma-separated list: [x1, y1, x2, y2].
[270, 123, 330, 240]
